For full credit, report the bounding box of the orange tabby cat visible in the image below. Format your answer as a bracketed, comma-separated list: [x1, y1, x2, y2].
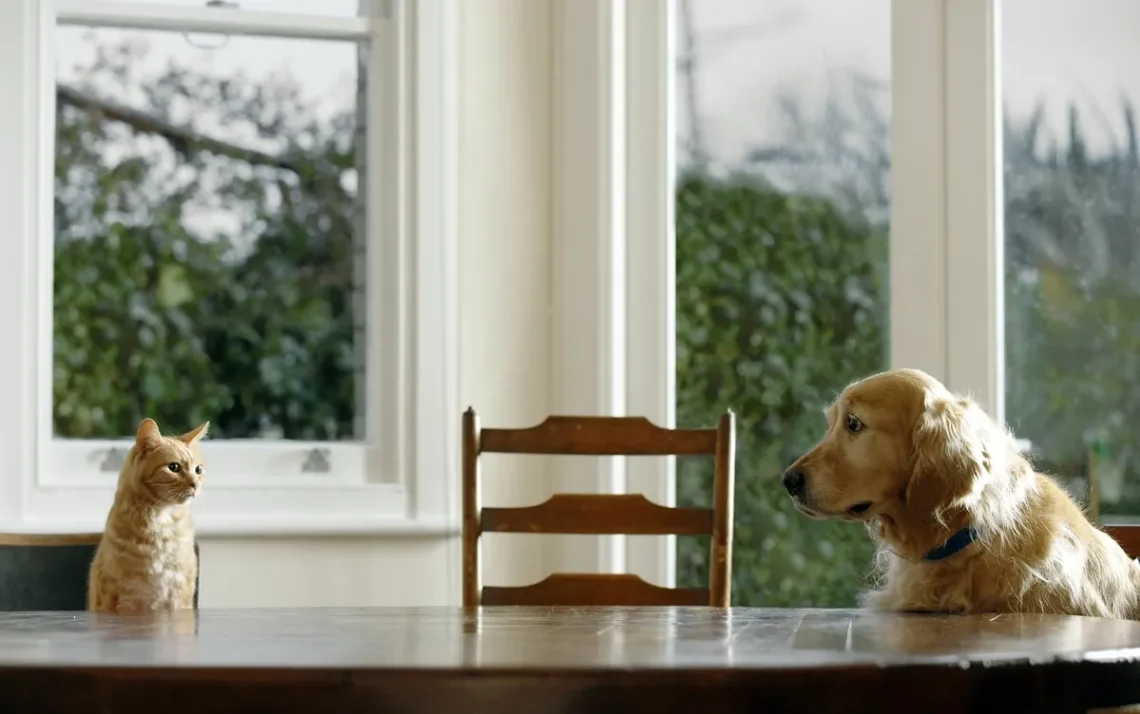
[87, 418, 208, 613]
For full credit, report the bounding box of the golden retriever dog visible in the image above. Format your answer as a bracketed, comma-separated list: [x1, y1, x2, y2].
[783, 367, 1140, 618]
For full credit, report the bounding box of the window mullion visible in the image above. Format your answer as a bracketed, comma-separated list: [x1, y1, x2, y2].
[944, 0, 1003, 419]
[623, 0, 675, 589]
[889, 0, 1001, 417]
[889, 0, 949, 383]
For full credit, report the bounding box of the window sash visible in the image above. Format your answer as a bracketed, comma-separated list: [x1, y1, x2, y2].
[0, 0, 459, 535]
[48, 0, 387, 484]
[55, 0, 372, 39]
[616, 0, 1002, 582]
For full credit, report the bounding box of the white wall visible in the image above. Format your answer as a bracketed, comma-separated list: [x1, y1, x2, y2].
[198, 0, 557, 607]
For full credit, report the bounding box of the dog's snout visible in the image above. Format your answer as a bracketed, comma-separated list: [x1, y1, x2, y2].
[782, 468, 806, 497]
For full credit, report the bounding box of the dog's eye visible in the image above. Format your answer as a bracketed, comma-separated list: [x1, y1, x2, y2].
[845, 414, 864, 434]
[168, 462, 181, 473]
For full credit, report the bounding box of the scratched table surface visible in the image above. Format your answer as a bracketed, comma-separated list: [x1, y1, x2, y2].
[1, 607, 1139, 714]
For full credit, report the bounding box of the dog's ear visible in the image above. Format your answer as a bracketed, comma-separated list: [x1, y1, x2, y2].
[905, 392, 991, 526]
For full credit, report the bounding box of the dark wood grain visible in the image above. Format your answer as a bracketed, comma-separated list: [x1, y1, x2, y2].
[462, 408, 735, 607]
[1, 607, 1140, 713]
[481, 573, 708, 606]
[481, 493, 713, 534]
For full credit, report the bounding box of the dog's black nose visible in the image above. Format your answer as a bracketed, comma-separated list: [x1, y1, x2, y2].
[782, 468, 806, 497]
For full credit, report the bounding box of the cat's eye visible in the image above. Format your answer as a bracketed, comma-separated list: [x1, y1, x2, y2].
[168, 462, 181, 473]
[194, 465, 203, 475]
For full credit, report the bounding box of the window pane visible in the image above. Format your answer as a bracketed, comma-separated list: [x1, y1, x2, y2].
[54, 27, 365, 441]
[1003, 1, 1140, 520]
[674, 0, 890, 606]
[106, 0, 361, 18]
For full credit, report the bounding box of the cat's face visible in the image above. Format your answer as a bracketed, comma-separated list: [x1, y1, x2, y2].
[124, 418, 209, 505]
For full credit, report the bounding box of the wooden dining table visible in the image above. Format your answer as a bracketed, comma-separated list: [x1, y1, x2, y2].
[1, 606, 1139, 713]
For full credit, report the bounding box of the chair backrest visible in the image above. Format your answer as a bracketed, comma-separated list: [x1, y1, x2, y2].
[0, 534, 201, 611]
[1103, 525, 1140, 560]
[462, 409, 735, 607]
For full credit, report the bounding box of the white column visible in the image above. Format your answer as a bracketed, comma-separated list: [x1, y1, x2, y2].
[624, 0, 676, 588]
[549, 0, 627, 574]
[890, 0, 1003, 418]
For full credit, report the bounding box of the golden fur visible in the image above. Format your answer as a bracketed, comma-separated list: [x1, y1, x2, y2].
[785, 368, 1140, 618]
[87, 418, 208, 614]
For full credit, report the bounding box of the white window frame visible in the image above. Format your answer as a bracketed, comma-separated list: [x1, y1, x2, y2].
[554, 0, 1001, 586]
[0, 0, 459, 536]
[891, 0, 1002, 418]
[623, 0, 676, 588]
[548, 0, 677, 584]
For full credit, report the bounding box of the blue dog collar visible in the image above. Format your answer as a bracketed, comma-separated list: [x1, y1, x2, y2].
[923, 527, 979, 562]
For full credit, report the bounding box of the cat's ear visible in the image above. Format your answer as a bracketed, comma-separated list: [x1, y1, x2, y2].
[136, 418, 163, 453]
[180, 421, 210, 445]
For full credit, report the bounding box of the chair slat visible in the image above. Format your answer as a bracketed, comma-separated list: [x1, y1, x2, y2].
[481, 572, 709, 607]
[480, 415, 717, 455]
[481, 493, 712, 535]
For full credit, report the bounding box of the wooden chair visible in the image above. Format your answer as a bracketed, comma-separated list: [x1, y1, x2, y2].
[1103, 525, 1140, 560]
[462, 408, 735, 607]
[0, 533, 201, 611]
[1090, 527, 1140, 714]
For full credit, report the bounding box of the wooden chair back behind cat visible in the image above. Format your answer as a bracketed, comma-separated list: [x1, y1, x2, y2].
[0, 534, 200, 611]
